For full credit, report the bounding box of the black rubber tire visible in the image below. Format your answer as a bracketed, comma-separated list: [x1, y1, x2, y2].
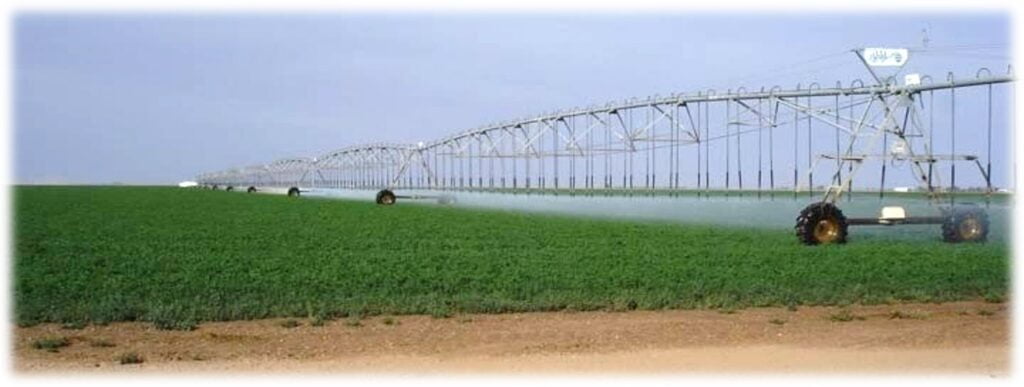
[376, 189, 396, 205]
[437, 195, 455, 205]
[287, 187, 301, 197]
[795, 202, 849, 245]
[247, 186, 256, 193]
[942, 204, 989, 243]
[212, 185, 219, 190]
[225, 186, 234, 192]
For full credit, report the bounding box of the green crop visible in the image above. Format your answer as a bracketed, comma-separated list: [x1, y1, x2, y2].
[13, 186, 1009, 327]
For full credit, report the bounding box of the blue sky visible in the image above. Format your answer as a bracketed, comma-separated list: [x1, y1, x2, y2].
[14, 12, 1012, 187]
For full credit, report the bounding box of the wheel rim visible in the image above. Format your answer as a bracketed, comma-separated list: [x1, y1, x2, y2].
[813, 218, 840, 244]
[383, 195, 394, 205]
[959, 217, 982, 240]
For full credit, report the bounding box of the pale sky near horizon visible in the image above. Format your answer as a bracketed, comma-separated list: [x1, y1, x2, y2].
[13, 12, 1013, 187]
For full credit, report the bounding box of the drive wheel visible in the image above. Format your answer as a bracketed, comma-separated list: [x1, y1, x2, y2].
[287, 187, 300, 197]
[795, 202, 848, 245]
[942, 204, 989, 243]
[226, 186, 234, 192]
[247, 186, 256, 193]
[376, 189, 396, 205]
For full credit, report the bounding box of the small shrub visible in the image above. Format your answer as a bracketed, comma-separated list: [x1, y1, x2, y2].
[344, 316, 363, 327]
[829, 309, 864, 322]
[32, 337, 70, 352]
[887, 311, 907, 319]
[786, 304, 798, 312]
[118, 352, 144, 365]
[279, 319, 301, 328]
[888, 310, 929, 320]
[381, 317, 398, 325]
[89, 339, 116, 348]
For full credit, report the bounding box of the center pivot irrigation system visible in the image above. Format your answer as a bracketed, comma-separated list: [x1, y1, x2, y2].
[197, 47, 1014, 245]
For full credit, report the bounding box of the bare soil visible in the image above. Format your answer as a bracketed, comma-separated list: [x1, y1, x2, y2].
[13, 301, 1008, 375]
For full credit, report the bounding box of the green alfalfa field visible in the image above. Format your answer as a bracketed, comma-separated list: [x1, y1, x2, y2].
[13, 186, 1009, 328]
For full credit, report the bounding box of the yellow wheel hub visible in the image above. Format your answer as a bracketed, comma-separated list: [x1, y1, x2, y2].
[813, 218, 840, 244]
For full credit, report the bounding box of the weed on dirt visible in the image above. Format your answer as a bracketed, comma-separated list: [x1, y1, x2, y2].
[32, 337, 69, 352]
[118, 352, 144, 365]
[829, 309, 866, 322]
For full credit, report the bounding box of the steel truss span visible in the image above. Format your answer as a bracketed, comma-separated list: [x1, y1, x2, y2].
[198, 68, 1012, 203]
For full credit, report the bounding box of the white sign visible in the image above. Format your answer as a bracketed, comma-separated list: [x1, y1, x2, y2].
[890, 138, 909, 159]
[863, 47, 909, 67]
[904, 73, 921, 86]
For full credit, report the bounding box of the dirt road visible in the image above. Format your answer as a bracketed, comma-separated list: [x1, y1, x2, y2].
[14, 301, 1008, 375]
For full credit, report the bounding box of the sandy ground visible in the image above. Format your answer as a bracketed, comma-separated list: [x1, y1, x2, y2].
[13, 301, 1009, 375]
